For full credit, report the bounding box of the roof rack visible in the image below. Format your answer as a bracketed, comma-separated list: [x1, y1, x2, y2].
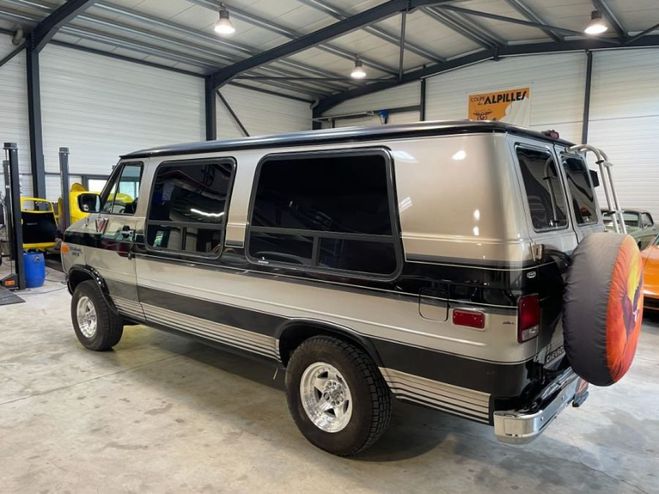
[568, 144, 626, 234]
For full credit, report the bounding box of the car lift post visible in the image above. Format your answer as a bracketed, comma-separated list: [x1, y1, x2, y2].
[59, 147, 70, 231]
[2, 143, 26, 290]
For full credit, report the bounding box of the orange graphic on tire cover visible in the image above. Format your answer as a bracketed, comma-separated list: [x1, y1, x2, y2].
[606, 236, 643, 382]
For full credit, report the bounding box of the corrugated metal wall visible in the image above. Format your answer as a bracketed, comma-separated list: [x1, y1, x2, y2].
[0, 34, 31, 193]
[326, 81, 420, 116]
[321, 48, 659, 217]
[589, 49, 659, 217]
[425, 52, 586, 143]
[40, 44, 205, 177]
[322, 81, 420, 128]
[45, 174, 81, 202]
[216, 85, 312, 138]
[2, 37, 313, 202]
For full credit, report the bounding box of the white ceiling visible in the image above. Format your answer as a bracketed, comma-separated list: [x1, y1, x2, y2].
[0, 0, 658, 99]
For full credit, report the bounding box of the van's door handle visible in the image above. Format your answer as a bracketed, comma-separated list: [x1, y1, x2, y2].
[120, 226, 135, 239]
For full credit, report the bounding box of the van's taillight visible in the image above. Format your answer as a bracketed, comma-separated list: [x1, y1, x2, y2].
[453, 309, 485, 329]
[518, 295, 540, 343]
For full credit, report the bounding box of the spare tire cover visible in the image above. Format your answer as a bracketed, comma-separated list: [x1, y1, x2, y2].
[563, 232, 643, 386]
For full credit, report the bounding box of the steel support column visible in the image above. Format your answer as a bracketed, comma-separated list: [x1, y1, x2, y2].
[312, 105, 323, 130]
[581, 51, 593, 144]
[26, 39, 45, 199]
[398, 11, 407, 80]
[59, 147, 70, 231]
[420, 78, 427, 121]
[3, 143, 25, 290]
[23, 0, 98, 199]
[205, 77, 217, 141]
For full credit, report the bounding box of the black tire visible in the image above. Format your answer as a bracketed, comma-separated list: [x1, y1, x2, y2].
[285, 336, 391, 456]
[71, 280, 123, 351]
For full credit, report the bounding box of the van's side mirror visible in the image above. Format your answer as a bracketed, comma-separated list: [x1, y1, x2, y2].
[589, 170, 600, 188]
[78, 193, 101, 213]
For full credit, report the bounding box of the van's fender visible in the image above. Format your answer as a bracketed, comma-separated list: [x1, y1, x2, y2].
[66, 265, 119, 315]
[274, 319, 384, 369]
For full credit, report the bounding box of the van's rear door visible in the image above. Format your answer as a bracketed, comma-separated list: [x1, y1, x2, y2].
[510, 137, 578, 253]
[555, 146, 603, 241]
[510, 137, 575, 366]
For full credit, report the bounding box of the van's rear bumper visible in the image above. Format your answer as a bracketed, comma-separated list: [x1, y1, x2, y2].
[493, 368, 587, 444]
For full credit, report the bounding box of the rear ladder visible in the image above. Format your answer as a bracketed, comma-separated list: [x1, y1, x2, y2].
[568, 144, 626, 234]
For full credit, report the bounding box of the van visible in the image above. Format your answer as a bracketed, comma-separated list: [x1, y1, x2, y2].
[61, 121, 642, 456]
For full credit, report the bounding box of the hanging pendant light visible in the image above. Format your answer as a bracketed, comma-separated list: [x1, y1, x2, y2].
[350, 56, 367, 79]
[584, 10, 608, 35]
[215, 3, 236, 36]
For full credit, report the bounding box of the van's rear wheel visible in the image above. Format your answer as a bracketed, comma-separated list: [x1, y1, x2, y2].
[71, 280, 123, 351]
[285, 336, 391, 456]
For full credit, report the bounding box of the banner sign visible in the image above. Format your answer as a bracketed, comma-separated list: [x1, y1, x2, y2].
[468, 87, 531, 126]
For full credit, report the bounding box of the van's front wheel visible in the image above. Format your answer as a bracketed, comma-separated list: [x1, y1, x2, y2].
[71, 280, 123, 351]
[285, 336, 391, 456]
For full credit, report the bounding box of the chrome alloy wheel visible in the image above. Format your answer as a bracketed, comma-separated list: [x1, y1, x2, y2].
[76, 295, 98, 339]
[300, 362, 353, 433]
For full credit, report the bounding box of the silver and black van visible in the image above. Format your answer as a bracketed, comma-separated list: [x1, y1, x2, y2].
[62, 121, 615, 456]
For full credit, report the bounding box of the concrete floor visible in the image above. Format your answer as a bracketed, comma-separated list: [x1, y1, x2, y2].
[0, 266, 658, 494]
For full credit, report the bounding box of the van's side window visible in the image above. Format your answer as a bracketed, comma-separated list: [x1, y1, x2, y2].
[101, 163, 143, 215]
[146, 160, 235, 256]
[562, 156, 597, 225]
[248, 151, 398, 276]
[516, 147, 568, 231]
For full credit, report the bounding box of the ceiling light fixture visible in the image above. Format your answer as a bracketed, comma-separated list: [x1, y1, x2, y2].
[214, 3, 235, 36]
[584, 10, 608, 35]
[350, 56, 366, 79]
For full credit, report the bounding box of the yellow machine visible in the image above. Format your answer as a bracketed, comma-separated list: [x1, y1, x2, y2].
[20, 197, 58, 251]
[57, 183, 133, 225]
[58, 183, 101, 225]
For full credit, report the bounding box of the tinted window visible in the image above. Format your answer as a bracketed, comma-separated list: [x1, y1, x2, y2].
[517, 147, 568, 230]
[318, 238, 397, 274]
[249, 232, 314, 266]
[146, 160, 234, 256]
[249, 152, 398, 276]
[562, 157, 597, 225]
[147, 224, 224, 255]
[642, 213, 653, 228]
[101, 163, 142, 215]
[624, 212, 640, 228]
[252, 154, 392, 235]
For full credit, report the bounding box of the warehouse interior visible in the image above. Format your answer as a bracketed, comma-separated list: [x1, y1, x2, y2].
[1, 0, 658, 492]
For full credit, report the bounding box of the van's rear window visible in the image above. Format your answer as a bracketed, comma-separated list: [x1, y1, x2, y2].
[562, 156, 597, 225]
[516, 147, 568, 231]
